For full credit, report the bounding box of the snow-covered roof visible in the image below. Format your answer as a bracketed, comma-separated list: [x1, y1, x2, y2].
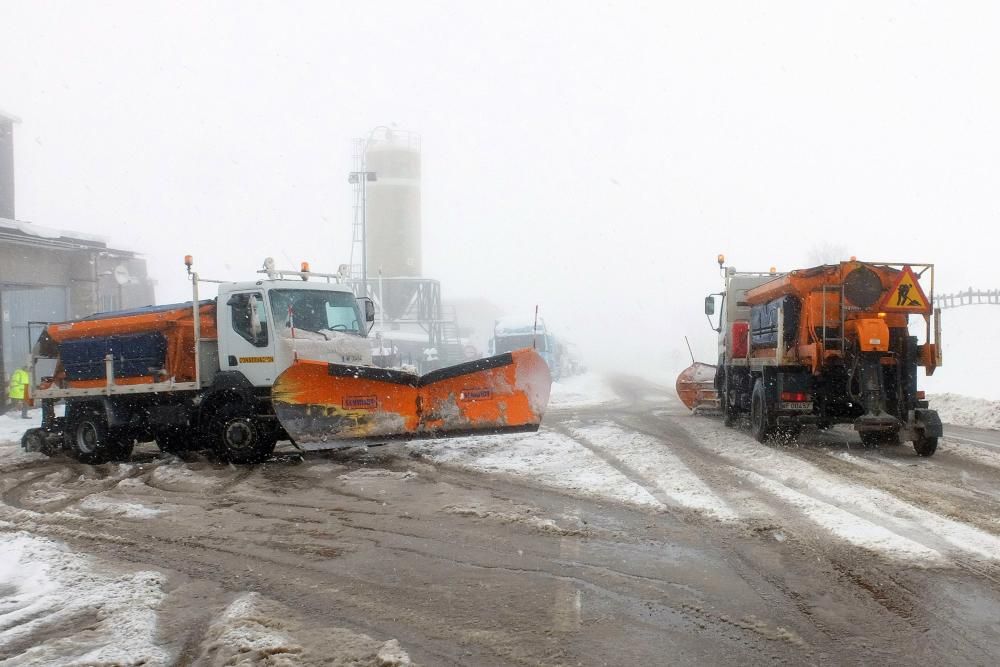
[495, 315, 547, 335]
[0, 108, 21, 123]
[369, 329, 430, 343]
[0, 217, 110, 248]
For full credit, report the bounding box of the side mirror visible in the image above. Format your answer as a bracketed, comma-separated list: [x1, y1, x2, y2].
[248, 295, 262, 339]
[704, 295, 716, 316]
[361, 298, 376, 323]
[358, 297, 376, 333]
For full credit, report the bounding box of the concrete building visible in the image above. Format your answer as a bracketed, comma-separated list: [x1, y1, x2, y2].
[0, 108, 17, 220]
[1, 108, 155, 409]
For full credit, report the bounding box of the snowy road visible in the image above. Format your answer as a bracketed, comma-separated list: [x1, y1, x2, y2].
[2, 377, 1000, 664]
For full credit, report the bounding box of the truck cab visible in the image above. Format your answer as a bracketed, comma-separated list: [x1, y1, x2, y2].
[706, 268, 784, 366]
[216, 280, 373, 388]
[489, 317, 561, 380]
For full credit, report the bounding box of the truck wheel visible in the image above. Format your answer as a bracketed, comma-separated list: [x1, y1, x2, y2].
[22, 428, 52, 455]
[107, 432, 135, 462]
[154, 427, 194, 454]
[721, 375, 736, 427]
[750, 380, 775, 443]
[213, 406, 276, 464]
[67, 410, 114, 464]
[913, 435, 938, 457]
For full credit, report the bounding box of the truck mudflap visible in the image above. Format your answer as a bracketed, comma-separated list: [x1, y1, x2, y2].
[271, 348, 552, 445]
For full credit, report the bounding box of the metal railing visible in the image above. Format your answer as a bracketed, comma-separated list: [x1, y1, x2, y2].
[934, 288, 1000, 310]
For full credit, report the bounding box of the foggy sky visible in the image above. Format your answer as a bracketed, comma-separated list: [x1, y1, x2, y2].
[1, 1, 997, 390]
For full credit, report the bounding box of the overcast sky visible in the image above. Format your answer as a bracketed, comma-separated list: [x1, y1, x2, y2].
[1, 1, 997, 385]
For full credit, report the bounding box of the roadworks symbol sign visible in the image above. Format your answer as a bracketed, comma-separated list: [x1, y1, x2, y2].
[880, 265, 931, 313]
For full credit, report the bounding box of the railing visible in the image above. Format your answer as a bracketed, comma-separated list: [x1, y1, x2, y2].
[934, 289, 1000, 310]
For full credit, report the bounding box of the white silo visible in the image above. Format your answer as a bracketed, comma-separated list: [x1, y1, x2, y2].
[364, 128, 421, 319]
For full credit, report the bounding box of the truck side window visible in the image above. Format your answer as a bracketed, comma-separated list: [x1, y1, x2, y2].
[230, 292, 269, 347]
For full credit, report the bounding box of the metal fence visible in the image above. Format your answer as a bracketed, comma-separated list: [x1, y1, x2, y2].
[934, 289, 1000, 310]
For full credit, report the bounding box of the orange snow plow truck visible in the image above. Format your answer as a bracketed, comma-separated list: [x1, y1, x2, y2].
[21, 258, 551, 464]
[693, 257, 943, 456]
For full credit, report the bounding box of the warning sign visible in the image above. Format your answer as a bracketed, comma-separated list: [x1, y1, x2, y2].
[880, 266, 931, 313]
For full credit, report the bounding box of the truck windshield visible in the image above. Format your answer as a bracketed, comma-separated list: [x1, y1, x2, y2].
[494, 334, 544, 354]
[269, 289, 364, 336]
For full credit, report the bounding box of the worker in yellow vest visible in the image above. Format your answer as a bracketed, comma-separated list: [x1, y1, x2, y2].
[7, 365, 30, 419]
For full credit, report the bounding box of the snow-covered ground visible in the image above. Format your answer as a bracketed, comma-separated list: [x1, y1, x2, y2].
[930, 393, 1000, 430]
[568, 422, 737, 520]
[0, 410, 46, 466]
[549, 372, 620, 408]
[0, 409, 41, 445]
[411, 429, 661, 507]
[0, 531, 170, 665]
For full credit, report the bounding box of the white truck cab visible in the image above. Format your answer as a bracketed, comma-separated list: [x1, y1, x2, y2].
[214, 267, 374, 389]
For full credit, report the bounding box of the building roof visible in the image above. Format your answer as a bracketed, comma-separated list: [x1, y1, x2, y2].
[0, 108, 21, 123]
[0, 216, 140, 255]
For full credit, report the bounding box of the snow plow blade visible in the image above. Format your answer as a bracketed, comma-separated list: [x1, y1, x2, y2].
[271, 348, 552, 445]
[675, 362, 720, 412]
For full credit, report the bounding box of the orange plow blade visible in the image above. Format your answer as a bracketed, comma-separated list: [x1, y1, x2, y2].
[675, 362, 720, 412]
[271, 348, 552, 445]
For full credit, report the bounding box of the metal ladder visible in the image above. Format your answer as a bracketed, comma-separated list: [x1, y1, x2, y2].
[347, 138, 366, 282]
[819, 284, 847, 355]
[437, 306, 466, 365]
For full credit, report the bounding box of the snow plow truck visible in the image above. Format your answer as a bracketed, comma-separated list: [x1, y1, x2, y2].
[21, 258, 552, 463]
[698, 256, 943, 456]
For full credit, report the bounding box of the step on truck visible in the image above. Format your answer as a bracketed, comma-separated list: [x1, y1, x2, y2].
[703, 256, 943, 456]
[21, 257, 552, 464]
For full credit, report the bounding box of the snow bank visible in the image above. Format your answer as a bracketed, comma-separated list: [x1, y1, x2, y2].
[0, 532, 169, 665]
[929, 393, 1000, 430]
[442, 503, 586, 536]
[76, 495, 163, 519]
[198, 592, 411, 666]
[200, 593, 303, 665]
[549, 373, 619, 409]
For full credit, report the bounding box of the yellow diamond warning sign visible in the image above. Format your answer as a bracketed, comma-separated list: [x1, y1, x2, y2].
[880, 265, 931, 313]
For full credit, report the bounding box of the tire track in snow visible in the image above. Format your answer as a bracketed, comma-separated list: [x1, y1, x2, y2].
[672, 414, 1000, 567]
[409, 428, 664, 509]
[608, 409, 951, 563]
[563, 422, 738, 521]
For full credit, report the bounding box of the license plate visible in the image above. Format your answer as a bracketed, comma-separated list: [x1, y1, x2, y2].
[781, 401, 813, 411]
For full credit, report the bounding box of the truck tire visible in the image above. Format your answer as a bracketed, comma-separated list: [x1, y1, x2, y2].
[721, 373, 736, 427]
[154, 427, 195, 455]
[22, 428, 53, 455]
[66, 409, 132, 464]
[913, 435, 938, 457]
[750, 380, 775, 443]
[212, 405, 276, 464]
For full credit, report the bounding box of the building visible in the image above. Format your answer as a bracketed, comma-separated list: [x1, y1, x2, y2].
[1, 108, 155, 408]
[0, 108, 17, 220]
